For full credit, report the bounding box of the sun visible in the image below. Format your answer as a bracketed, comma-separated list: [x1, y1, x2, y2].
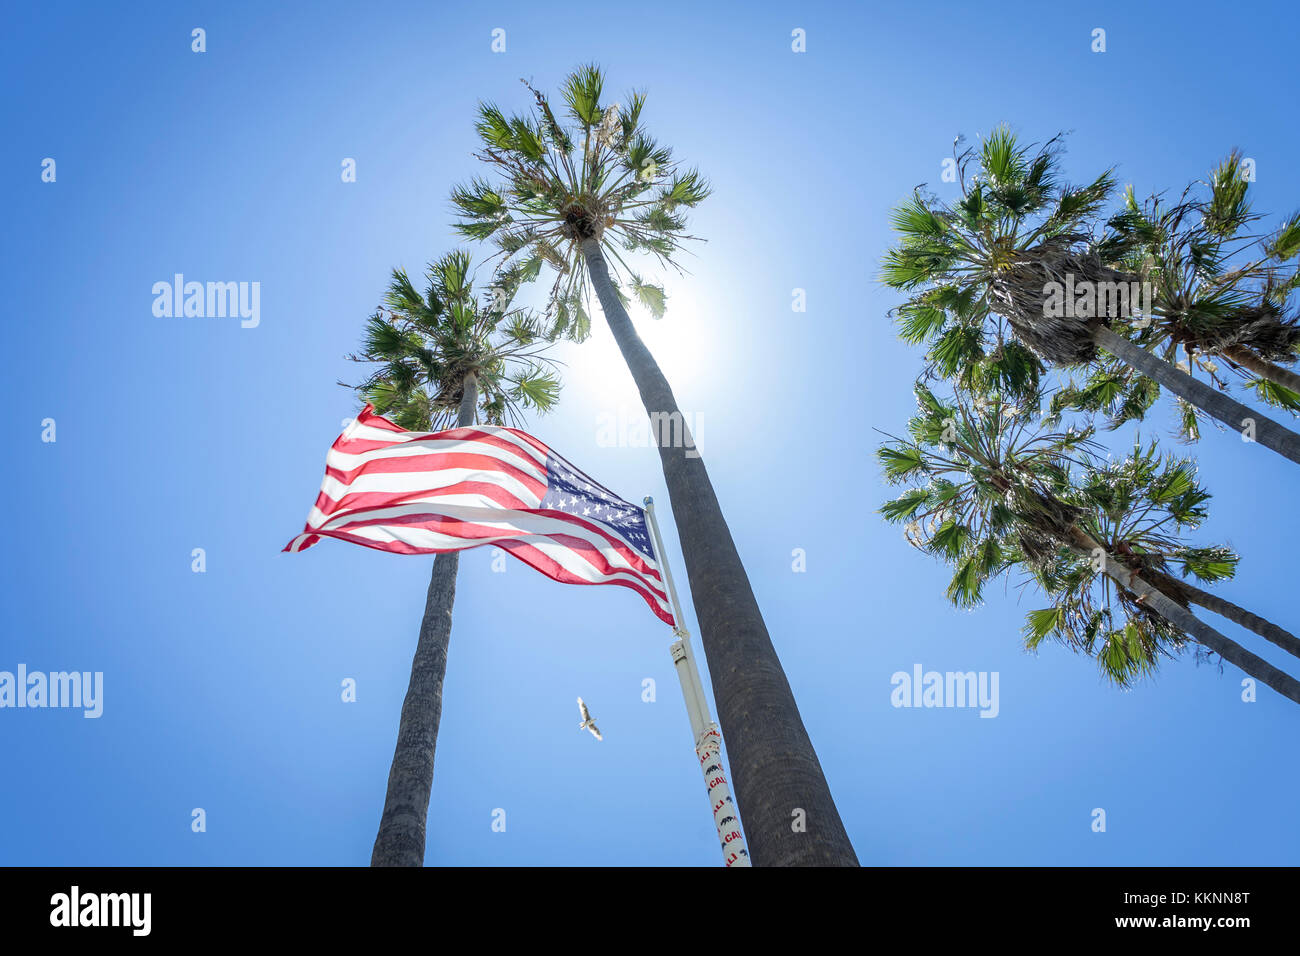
[557, 286, 711, 409]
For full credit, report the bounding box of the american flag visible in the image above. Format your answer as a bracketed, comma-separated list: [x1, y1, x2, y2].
[284, 405, 674, 625]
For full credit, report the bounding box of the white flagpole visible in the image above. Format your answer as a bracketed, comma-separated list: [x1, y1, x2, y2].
[643, 496, 751, 868]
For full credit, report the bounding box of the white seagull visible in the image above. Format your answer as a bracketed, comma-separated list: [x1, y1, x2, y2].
[577, 697, 603, 741]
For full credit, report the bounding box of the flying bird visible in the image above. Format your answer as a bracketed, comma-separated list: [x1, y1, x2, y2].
[577, 697, 603, 741]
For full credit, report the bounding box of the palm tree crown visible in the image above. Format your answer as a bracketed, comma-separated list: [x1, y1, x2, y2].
[349, 250, 561, 429]
[450, 64, 710, 333]
[879, 385, 1240, 686]
[1059, 153, 1300, 435]
[878, 383, 1098, 611]
[1027, 442, 1238, 685]
[881, 128, 1118, 379]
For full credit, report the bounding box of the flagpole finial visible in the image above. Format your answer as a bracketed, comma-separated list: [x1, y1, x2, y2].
[643, 495, 654, 507]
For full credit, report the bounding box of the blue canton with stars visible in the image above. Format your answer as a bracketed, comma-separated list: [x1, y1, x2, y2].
[539, 453, 655, 560]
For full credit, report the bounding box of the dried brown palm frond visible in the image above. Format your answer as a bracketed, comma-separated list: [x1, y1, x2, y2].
[990, 239, 1140, 365]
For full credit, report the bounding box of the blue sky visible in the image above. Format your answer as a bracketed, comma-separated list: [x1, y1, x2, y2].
[3, 0, 1298, 866]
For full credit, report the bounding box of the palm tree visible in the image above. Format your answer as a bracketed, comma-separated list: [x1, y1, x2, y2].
[881, 129, 1300, 465]
[1107, 153, 1300, 391]
[877, 385, 1300, 703]
[450, 65, 858, 866]
[1041, 445, 1300, 667]
[352, 251, 561, 867]
[1054, 154, 1300, 438]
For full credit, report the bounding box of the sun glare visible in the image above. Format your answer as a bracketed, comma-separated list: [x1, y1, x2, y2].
[557, 289, 710, 410]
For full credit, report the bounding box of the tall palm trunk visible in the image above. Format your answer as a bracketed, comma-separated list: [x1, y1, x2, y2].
[1150, 572, 1300, 662]
[1222, 345, 1300, 396]
[371, 373, 478, 867]
[1093, 327, 1300, 465]
[580, 238, 858, 867]
[1068, 528, 1300, 705]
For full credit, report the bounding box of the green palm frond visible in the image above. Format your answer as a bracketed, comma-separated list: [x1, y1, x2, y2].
[629, 274, 667, 319]
[562, 63, 603, 125]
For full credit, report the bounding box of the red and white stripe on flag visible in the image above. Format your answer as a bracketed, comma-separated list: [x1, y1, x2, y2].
[284, 405, 674, 626]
